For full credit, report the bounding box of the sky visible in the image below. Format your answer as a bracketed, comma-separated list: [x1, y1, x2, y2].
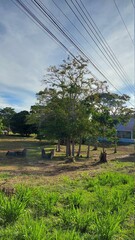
[0, 0, 134, 112]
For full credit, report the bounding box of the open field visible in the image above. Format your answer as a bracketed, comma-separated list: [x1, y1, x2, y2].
[0, 136, 135, 239]
[0, 135, 134, 186]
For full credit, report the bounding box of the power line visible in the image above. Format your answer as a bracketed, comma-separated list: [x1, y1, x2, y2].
[113, 0, 134, 45]
[11, 0, 134, 107]
[78, 0, 133, 87]
[51, 0, 127, 88]
[33, 0, 133, 95]
[70, 0, 134, 94]
[11, 0, 80, 61]
[51, 0, 109, 65]
[14, 0, 135, 107]
[64, 0, 134, 94]
[32, 0, 122, 86]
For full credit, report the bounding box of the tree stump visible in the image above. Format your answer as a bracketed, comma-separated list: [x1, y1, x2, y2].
[99, 151, 107, 163]
[6, 149, 27, 157]
[41, 149, 54, 160]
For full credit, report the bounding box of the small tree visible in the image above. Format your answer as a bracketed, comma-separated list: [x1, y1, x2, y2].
[91, 92, 133, 161]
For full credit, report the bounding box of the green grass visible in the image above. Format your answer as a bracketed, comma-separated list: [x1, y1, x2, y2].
[0, 193, 26, 226]
[0, 171, 134, 239]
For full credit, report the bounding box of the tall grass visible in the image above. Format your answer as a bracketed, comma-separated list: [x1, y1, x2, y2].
[15, 214, 47, 240]
[31, 190, 60, 217]
[0, 193, 26, 226]
[0, 171, 134, 239]
[16, 185, 35, 206]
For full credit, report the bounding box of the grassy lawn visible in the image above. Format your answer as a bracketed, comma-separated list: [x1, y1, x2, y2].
[0, 136, 135, 239]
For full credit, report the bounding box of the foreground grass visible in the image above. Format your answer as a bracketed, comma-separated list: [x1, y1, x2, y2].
[0, 171, 134, 240]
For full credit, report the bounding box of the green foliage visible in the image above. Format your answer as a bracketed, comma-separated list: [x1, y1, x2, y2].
[0, 118, 4, 134]
[10, 111, 37, 136]
[0, 107, 15, 131]
[31, 56, 109, 150]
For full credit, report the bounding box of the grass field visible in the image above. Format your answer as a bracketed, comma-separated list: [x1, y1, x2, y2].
[0, 136, 135, 239]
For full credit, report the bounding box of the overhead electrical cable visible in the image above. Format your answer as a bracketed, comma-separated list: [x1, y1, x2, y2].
[34, 0, 134, 96]
[78, 0, 133, 87]
[35, 0, 132, 96]
[11, 0, 80, 61]
[32, 0, 121, 85]
[64, 0, 134, 94]
[113, 0, 134, 45]
[69, 0, 134, 93]
[11, 0, 134, 107]
[51, 0, 126, 85]
[51, 0, 108, 63]
[32, 0, 98, 61]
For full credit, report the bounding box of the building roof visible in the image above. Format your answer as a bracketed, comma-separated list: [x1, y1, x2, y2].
[117, 118, 135, 131]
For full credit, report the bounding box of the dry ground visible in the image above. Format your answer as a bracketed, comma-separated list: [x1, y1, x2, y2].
[0, 135, 134, 187]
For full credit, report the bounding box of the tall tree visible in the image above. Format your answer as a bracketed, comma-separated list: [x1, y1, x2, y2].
[31, 56, 108, 157]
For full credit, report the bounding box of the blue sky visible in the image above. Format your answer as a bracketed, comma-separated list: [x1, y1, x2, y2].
[0, 0, 134, 112]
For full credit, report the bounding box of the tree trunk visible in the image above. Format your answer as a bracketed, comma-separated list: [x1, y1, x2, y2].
[56, 139, 61, 152]
[102, 127, 105, 153]
[69, 140, 71, 156]
[71, 139, 75, 157]
[66, 138, 71, 157]
[114, 142, 117, 153]
[87, 142, 90, 158]
[76, 138, 82, 157]
[114, 133, 117, 153]
[66, 138, 69, 157]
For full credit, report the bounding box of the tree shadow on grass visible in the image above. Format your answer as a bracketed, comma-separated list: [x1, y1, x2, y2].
[0, 158, 99, 178]
[111, 153, 135, 163]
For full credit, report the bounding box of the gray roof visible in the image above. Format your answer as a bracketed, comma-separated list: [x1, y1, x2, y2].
[117, 118, 135, 131]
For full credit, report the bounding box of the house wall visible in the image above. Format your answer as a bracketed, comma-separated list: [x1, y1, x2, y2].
[117, 130, 132, 139]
